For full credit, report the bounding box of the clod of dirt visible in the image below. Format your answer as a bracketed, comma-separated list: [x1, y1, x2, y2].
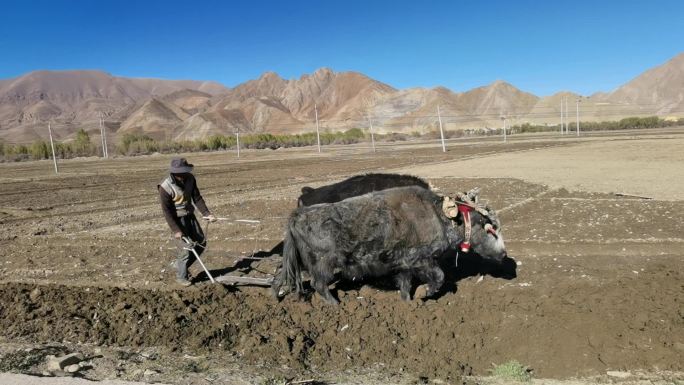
[47, 352, 84, 371]
[29, 288, 42, 302]
[113, 302, 131, 311]
[144, 369, 160, 376]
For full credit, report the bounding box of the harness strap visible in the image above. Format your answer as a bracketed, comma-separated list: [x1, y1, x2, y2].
[458, 204, 472, 252]
[443, 195, 488, 253]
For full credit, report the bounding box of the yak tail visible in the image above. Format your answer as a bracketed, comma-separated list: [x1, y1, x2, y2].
[272, 219, 303, 298]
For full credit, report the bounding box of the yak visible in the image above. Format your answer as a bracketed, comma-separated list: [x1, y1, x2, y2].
[260, 173, 431, 258]
[272, 186, 507, 304]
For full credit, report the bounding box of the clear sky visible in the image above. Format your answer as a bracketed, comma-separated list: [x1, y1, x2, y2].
[1, 0, 682, 96]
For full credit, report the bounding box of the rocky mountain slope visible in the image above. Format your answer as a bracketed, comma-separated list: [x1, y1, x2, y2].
[1, 52, 682, 143]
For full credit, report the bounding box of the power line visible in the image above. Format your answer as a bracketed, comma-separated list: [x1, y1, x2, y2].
[2, 106, 682, 145]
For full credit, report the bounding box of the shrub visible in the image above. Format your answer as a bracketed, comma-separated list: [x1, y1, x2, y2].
[491, 360, 532, 382]
[29, 141, 50, 160]
[118, 133, 157, 155]
[510, 116, 674, 134]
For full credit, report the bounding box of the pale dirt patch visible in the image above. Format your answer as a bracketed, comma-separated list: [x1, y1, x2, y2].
[397, 137, 684, 200]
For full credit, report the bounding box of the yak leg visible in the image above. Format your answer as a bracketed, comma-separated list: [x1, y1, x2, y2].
[310, 265, 339, 305]
[395, 271, 412, 301]
[312, 278, 338, 305]
[416, 265, 445, 297]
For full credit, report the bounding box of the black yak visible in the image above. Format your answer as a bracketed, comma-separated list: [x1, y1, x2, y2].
[272, 186, 507, 304]
[260, 173, 430, 258]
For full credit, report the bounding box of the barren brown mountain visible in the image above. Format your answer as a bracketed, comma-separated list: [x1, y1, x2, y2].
[524, 53, 684, 127]
[161, 89, 213, 113]
[597, 52, 684, 114]
[118, 99, 190, 140]
[1, 52, 683, 144]
[0, 70, 228, 142]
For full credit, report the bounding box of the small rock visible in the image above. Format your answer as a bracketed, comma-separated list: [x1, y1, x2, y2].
[41, 371, 53, 377]
[46, 355, 61, 371]
[49, 352, 85, 370]
[144, 369, 159, 376]
[607, 370, 632, 378]
[30, 288, 42, 301]
[141, 351, 158, 360]
[113, 302, 130, 311]
[65, 364, 81, 373]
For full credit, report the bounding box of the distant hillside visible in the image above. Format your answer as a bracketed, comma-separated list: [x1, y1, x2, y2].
[596, 52, 684, 114]
[0, 70, 228, 142]
[1, 52, 683, 143]
[175, 68, 397, 138]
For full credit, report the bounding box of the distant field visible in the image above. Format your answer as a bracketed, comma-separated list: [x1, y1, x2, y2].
[400, 133, 684, 200]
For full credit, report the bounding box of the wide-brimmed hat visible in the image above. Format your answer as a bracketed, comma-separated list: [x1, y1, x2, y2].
[169, 158, 194, 173]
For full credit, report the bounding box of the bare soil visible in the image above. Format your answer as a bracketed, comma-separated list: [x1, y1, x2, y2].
[0, 130, 682, 384]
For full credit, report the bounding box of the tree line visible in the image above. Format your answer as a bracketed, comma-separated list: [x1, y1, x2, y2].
[510, 116, 683, 134]
[1, 116, 682, 162]
[0, 128, 368, 161]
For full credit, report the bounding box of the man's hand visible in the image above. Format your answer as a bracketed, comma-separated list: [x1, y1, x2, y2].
[205, 214, 217, 222]
[174, 231, 183, 239]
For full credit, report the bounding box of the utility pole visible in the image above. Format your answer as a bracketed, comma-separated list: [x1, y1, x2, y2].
[501, 115, 507, 142]
[48, 122, 58, 174]
[565, 96, 569, 134]
[437, 105, 446, 152]
[367, 113, 376, 153]
[314, 103, 321, 153]
[100, 113, 105, 156]
[576, 97, 580, 136]
[236, 127, 240, 158]
[560, 98, 564, 134]
[101, 114, 109, 158]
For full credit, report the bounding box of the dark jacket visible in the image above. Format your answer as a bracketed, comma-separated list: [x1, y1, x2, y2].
[158, 174, 210, 234]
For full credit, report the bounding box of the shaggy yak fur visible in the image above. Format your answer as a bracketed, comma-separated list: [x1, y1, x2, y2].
[262, 173, 431, 257]
[272, 186, 507, 304]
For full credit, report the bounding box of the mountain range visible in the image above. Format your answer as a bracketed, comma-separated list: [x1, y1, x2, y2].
[1, 52, 682, 144]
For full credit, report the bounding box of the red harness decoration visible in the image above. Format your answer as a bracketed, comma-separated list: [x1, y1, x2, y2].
[458, 204, 472, 252]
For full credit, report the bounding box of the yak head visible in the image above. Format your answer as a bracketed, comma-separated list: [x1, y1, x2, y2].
[469, 208, 507, 262]
[443, 189, 507, 263]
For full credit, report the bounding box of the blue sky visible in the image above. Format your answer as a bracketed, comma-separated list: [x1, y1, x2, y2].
[0, 0, 682, 96]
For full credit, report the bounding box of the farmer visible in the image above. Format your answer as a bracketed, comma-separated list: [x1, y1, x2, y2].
[158, 158, 216, 286]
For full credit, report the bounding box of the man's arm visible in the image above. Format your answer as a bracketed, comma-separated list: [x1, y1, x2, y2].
[159, 187, 183, 234]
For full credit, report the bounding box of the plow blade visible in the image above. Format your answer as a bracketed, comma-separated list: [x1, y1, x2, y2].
[215, 275, 274, 286]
